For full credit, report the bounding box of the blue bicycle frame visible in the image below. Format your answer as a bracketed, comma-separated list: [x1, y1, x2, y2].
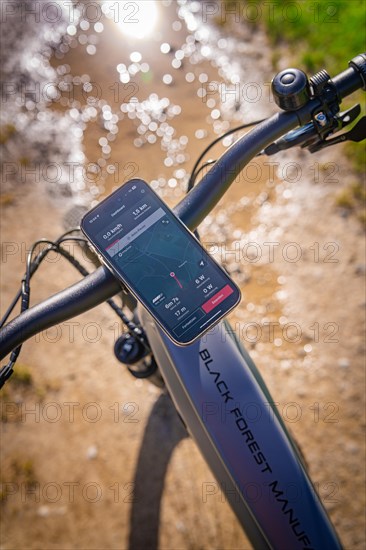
[140, 309, 341, 548]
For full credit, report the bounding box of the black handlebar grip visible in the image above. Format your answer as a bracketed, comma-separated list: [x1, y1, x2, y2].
[332, 53, 366, 98]
[349, 53, 366, 89]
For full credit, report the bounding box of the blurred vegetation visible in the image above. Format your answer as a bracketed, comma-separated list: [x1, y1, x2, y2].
[0, 458, 37, 503]
[335, 181, 366, 229]
[246, 0, 365, 74]
[10, 363, 33, 387]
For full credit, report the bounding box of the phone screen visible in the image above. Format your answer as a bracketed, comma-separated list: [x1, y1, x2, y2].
[81, 179, 241, 345]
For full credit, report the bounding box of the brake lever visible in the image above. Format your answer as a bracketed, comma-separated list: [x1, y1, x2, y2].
[337, 104, 361, 128]
[308, 116, 366, 152]
[261, 121, 319, 155]
[261, 104, 362, 156]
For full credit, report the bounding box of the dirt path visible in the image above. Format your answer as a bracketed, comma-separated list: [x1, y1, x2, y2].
[1, 2, 365, 549]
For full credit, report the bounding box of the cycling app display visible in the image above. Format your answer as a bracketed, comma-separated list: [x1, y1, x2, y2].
[81, 179, 241, 345]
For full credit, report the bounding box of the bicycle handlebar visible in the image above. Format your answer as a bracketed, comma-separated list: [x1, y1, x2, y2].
[1, 56, 365, 360]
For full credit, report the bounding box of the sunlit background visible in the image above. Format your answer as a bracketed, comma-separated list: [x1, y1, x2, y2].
[1, 0, 277, 205]
[103, 1, 159, 39]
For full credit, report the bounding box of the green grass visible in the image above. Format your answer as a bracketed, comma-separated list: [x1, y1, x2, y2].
[249, 0, 366, 74]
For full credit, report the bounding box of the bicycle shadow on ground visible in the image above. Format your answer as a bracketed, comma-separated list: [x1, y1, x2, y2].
[128, 391, 188, 550]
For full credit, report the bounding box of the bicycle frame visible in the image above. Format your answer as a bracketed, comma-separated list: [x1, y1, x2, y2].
[139, 308, 341, 549]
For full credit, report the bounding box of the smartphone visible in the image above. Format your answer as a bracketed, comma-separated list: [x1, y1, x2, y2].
[81, 179, 241, 346]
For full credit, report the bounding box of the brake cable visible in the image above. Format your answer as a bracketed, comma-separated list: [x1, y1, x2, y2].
[187, 118, 265, 191]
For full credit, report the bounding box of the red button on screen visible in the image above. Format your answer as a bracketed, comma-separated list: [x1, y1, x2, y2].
[202, 284, 234, 313]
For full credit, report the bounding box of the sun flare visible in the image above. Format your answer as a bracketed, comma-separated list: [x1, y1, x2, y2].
[103, 1, 159, 40]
